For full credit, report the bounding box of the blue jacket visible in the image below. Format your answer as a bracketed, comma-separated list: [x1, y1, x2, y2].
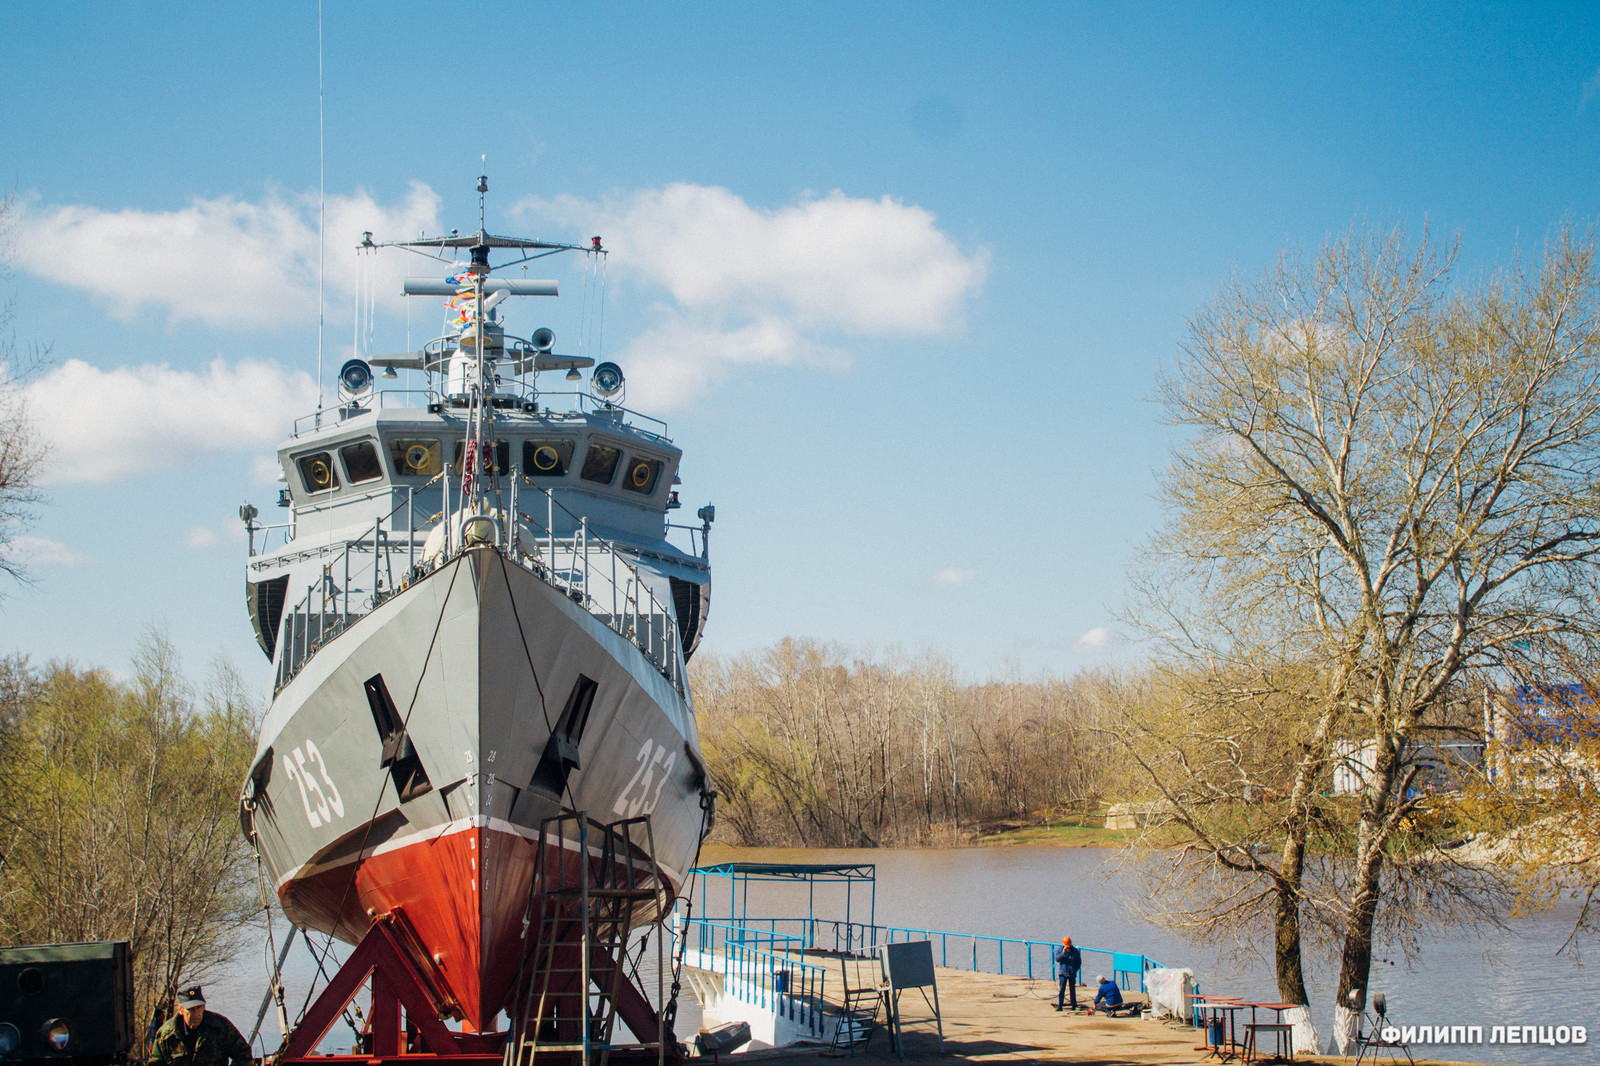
[1094, 979, 1123, 1009]
[1054, 945, 1081, 979]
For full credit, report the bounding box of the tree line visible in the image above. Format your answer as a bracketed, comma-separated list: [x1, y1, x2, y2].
[691, 640, 1121, 846]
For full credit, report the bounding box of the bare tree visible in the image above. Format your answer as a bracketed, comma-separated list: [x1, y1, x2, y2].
[1136, 223, 1600, 1046]
[0, 192, 44, 587]
[1108, 656, 1346, 1007]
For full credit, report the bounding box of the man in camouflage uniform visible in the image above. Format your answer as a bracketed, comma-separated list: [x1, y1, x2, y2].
[149, 985, 252, 1066]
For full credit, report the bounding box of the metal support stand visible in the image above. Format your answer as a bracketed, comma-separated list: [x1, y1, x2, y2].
[277, 913, 500, 1063]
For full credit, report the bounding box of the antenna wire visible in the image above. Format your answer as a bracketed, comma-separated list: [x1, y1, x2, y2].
[316, 0, 326, 414]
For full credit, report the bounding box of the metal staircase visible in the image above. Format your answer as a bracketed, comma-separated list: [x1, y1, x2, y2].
[823, 954, 882, 1057]
[505, 813, 673, 1066]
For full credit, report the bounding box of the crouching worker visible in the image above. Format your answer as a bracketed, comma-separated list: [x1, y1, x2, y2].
[1092, 974, 1122, 1012]
[150, 985, 253, 1066]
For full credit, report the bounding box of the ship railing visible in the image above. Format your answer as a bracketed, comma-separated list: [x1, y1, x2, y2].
[289, 401, 380, 437]
[530, 390, 671, 440]
[271, 474, 688, 697]
[675, 917, 828, 1036]
[273, 489, 424, 692]
[288, 385, 671, 442]
[664, 520, 708, 559]
[505, 476, 687, 697]
[247, 520, 297, 557]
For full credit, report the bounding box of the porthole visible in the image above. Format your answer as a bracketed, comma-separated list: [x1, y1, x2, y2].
[622, 456, 662, 495]
[523, 439, 574, 477]
[296, 451, 340, 493]
[580, 443, 621, 485]
[340, 440, 384, 484]
[389, 438, 442, 476]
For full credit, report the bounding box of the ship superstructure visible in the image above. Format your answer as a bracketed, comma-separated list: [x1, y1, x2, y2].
[238, 181, 715, 1049]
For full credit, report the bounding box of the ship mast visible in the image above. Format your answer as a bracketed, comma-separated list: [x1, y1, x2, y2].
[463, 173, 492, 519]
[371, 178, 597, 538]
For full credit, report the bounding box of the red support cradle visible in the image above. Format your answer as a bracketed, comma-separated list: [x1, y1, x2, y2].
[275, 915, 681, 1066]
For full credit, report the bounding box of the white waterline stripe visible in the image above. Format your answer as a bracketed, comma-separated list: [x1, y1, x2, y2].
[275, 815, 684, 891]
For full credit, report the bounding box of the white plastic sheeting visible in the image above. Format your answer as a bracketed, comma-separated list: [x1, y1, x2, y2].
[1144, 967, 1196, 1023]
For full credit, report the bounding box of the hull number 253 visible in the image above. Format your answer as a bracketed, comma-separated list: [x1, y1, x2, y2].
[283, 740, 346, 829]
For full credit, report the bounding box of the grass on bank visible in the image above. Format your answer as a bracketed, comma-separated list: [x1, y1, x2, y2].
[976, 808, 1136, 847]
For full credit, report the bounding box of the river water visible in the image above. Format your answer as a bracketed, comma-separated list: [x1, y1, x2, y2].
[204, 845, 1597, 1065]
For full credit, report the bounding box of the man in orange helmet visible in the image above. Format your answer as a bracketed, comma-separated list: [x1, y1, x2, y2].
[1053, 936, 1081, 1011]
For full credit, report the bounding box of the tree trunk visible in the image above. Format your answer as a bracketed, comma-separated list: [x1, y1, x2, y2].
[1333, 736, 1402, 1051]
[1272, 697, 1341, 1007]
[1273, 840, 1310, 1006]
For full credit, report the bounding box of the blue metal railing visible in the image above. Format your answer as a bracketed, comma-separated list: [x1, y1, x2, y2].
[680, 919, 828, 1033]
[692, 916, 1168, 993]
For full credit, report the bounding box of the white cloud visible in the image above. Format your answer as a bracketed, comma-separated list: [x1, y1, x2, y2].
[516, 183, 987, 406]
[1075, 626, 1124, 651]
[934, 567, 974, 587]
[615, 316, 847, 408]
[183, 518, 250, 549]
[14, 184, 441, 328]
[26, 358, 318, 484]
[13, 181, 987, 409]
[183, 525, 220, 548]
[9, 535, 91, 566]
[251, 454, 286, 485]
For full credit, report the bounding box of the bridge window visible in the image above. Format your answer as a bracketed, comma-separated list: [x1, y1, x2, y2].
[340, 440, 384, 484]
[453, 439, 510, 475]
[296, 451, 340, 493]
[621, 456, 663, 495]
[523, 439, 574, 478]
[580, 442, 621, 485]
[389, 438, 442, 477]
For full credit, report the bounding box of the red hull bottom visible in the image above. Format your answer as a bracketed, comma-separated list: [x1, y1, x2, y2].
[280, 822, 540, 1031]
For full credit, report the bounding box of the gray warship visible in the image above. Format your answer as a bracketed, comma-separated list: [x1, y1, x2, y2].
[237, 185, 715, 1034]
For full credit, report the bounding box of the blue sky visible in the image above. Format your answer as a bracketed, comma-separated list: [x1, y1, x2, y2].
[4, 2, 1600, 688]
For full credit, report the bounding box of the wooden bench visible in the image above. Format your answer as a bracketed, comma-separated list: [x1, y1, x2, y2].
[1243, 1021, 1294, 1063]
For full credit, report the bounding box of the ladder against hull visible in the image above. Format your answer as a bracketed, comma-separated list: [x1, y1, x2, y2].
[507, 812, 678, 1066]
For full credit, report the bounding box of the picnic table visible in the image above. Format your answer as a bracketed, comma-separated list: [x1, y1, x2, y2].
[1236, 1000, 1300, 1063]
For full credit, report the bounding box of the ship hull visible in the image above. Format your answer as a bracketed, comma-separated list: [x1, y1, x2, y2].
[244, 546, 706, 1031]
